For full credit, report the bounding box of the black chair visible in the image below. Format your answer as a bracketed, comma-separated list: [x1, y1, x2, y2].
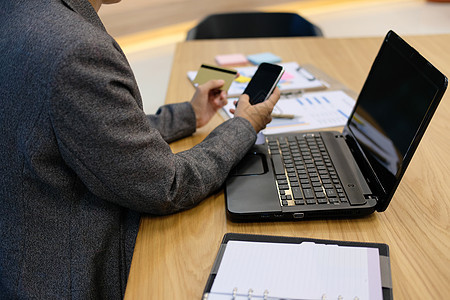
[186, 12, 323, 40]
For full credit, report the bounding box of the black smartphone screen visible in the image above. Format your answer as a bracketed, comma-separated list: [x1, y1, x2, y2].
[243, 63, 284, 105]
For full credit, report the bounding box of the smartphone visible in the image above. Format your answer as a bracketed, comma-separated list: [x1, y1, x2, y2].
[243, 62, 285, 105]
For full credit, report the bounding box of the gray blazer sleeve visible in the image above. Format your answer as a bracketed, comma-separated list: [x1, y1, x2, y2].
[49, 39, 256, 215]
[146, 102, 197, 143]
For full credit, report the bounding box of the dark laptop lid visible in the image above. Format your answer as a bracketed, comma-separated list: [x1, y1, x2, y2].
[342, 31, 447, 211]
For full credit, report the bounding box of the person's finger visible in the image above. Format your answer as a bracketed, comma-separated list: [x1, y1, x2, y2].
[250, 87, 280, 115]
[265, 87, 281, 109]
[200, 79, 225, 92]
[215, 90, 227, 101]
[215, 97, 228, 108]
[237, 93, 250, 106]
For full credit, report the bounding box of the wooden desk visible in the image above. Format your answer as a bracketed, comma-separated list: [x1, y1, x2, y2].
[124, 35, 450, 299]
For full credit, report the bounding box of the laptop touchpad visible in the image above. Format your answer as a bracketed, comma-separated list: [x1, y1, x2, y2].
[231, 153, 267, 176]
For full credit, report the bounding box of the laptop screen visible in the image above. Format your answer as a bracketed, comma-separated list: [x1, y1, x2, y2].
[347, 31, 444, 197]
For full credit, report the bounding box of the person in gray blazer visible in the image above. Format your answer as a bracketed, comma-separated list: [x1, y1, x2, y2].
[0, 0, 279, 298]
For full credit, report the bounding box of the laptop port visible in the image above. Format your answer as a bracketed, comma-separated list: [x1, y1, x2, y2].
[293, 213, 305, 219]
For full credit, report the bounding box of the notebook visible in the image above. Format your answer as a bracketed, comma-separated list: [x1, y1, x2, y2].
[225, 30, 448, 221]
[203, 233, 392, 300]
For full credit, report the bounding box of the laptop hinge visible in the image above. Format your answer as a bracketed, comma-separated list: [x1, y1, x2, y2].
[341, 128, 386, 205]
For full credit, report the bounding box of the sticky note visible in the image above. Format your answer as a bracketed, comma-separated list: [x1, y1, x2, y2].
[215, 53, 249, 66]
[247, 52, 282, 65]
[234, 75, 251, 83]
[281, 72, 295, 80]
[192, 64, 237, 91]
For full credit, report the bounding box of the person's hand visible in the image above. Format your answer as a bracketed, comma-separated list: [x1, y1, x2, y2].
[190, 80, 228, 128]
[231, 87, 280, 132]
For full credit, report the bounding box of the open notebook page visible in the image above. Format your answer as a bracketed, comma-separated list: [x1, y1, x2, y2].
[209, 241, 382, 300]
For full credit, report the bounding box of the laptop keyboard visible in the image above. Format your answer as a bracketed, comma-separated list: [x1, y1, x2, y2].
[267, 133, 349, 207]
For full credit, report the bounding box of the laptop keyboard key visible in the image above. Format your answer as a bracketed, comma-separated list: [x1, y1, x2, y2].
[326, 189, 337, 198]
[306, 199, 316, 205]
[277, 179, 288, 185]
[315, 191, 326, 198]
[292, 187, 303, 199]
[272, 155, 285, 175]
[303, 189, 314, 199]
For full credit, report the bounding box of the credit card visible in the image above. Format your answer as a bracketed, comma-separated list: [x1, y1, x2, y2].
[192, 64, 237, 91]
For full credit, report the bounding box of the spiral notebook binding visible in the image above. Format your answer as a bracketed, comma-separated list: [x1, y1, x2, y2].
[203, 288, 361, 300]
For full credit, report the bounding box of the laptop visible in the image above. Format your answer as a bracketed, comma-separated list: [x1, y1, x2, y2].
[225, 30, 448, 222]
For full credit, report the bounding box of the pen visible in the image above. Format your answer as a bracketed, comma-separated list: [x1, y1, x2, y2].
[272, 113, 296, 119]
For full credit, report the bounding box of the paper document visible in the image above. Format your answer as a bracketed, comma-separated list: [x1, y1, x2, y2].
[222, 90, 356, 135]
[208, 240, 383, 300]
